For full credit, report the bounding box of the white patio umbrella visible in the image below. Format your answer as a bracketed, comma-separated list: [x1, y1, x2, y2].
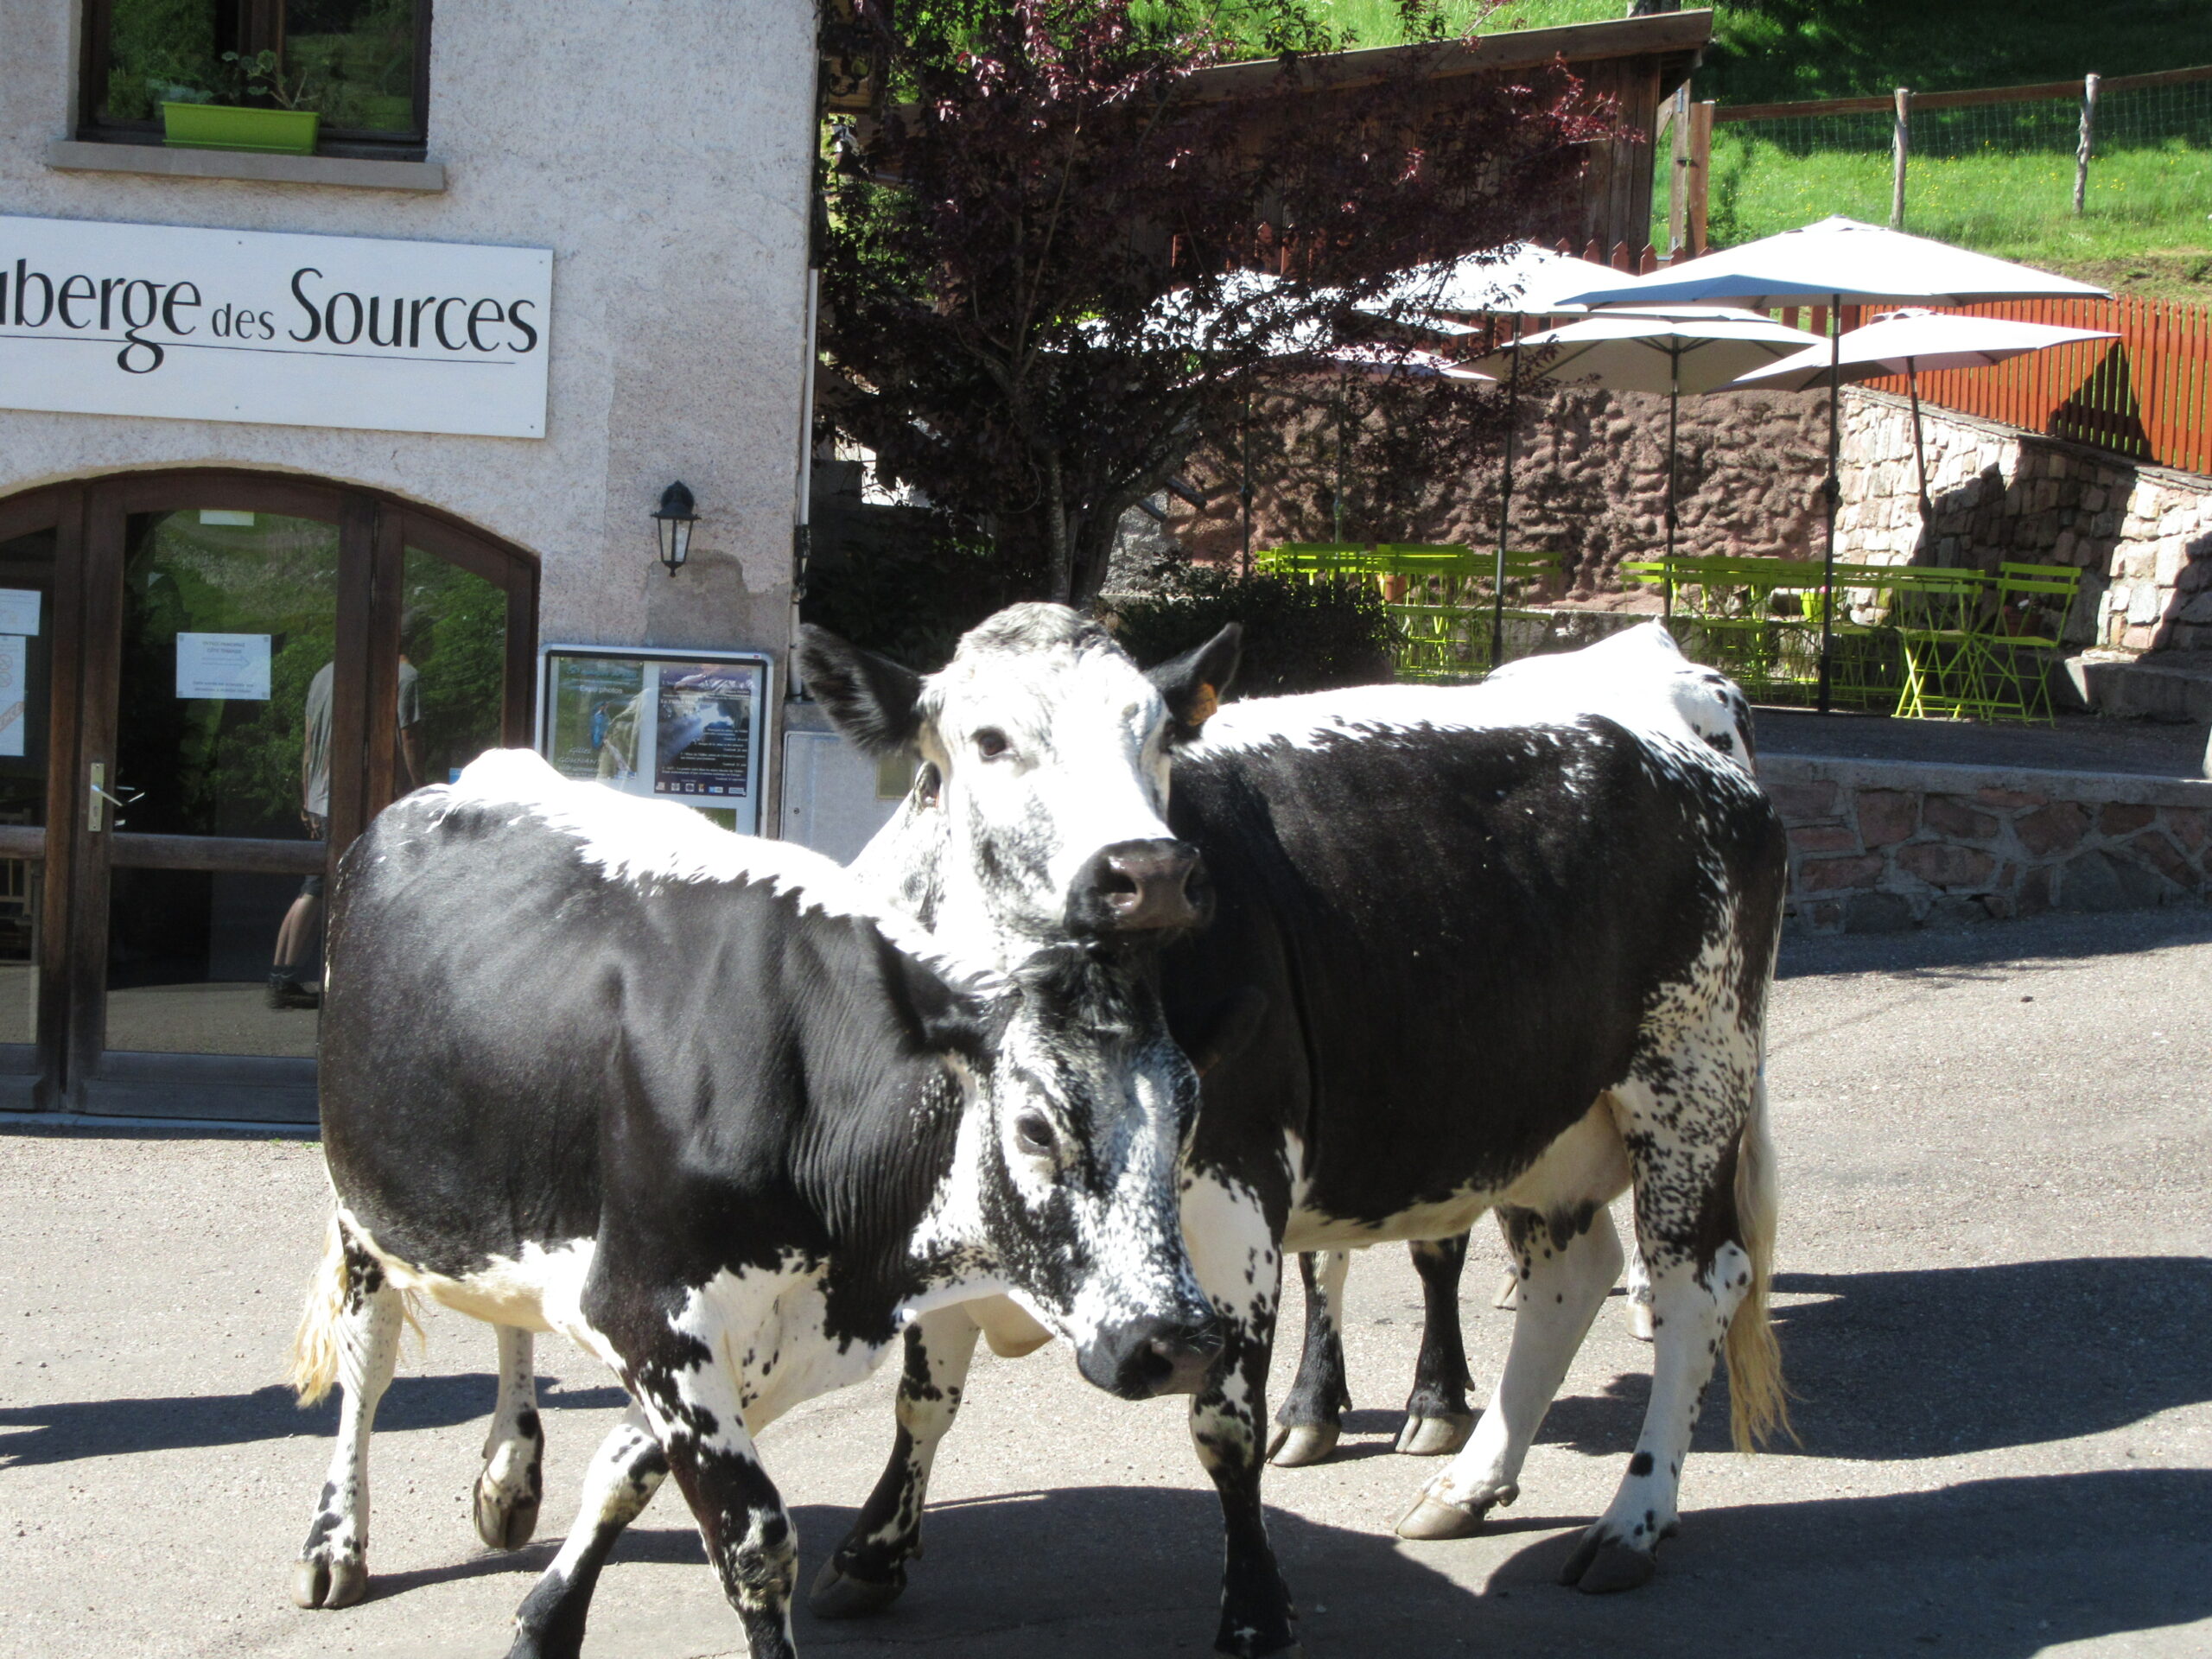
[1560, 216, 2112, 709]
[1365, 244, 1658, 658]
[1725, 309, 2120, 521]
[1467, 308, 1814, 618]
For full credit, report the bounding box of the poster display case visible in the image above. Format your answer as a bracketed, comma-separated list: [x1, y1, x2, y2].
[537, 645, 773, 835]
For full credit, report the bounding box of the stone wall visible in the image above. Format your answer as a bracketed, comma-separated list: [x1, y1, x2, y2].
[1764, 754, 2212, 933]
[1835, 390, 2212, 652]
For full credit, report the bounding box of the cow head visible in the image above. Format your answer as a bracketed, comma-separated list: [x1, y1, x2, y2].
[798, 605, 1241, 967]
[898, 941, 1224, 1398]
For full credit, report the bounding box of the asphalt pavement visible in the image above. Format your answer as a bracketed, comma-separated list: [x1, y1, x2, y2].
[3, 907, 2209, 1659]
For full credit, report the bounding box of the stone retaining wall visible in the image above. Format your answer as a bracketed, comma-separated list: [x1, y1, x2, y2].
[1763, 754, 2212, 933]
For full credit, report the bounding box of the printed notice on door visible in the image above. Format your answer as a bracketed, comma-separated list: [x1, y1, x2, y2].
[0, 590, 41, 636]
[176, 632, 271, 701]
[0, 634, 24, 758]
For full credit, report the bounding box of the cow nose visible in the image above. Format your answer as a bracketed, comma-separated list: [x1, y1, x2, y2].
[1079, 1313, 1226, 1401]
[1066, 839, 1207, 936]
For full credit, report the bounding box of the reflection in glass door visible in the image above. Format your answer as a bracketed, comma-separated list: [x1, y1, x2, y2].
[108, 509, 340, 1058]
[0, 529, 54, 1052]
[397, 543, 509, 795]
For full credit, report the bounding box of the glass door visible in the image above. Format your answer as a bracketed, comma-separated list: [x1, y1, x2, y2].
[49, 472, 537, 1123]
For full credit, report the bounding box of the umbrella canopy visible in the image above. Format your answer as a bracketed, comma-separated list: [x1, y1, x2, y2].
[1724, 308, 2120, 391]
[1555, 215, 2113, 311]
[1308, 342, 1494, 381]
[1361, 243, 1640, 333]
[1468, 308, 1815, 394]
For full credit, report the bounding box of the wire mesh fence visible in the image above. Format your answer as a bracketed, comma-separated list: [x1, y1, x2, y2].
[1677, 67, 2212, 257]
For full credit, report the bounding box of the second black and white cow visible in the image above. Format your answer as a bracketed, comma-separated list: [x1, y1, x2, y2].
[283, 750, 1221, 1659]
[798, 610, 1790, 1658]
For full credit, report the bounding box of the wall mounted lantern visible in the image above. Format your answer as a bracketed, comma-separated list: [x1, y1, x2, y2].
[652, 481, 698, 576]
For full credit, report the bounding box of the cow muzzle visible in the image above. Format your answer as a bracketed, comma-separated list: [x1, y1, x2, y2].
[1077, 1312, 1226, 1400]
[1065, 839, 1209, 937]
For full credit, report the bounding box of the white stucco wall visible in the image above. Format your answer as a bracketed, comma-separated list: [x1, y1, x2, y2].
[0, 0, 817, 656]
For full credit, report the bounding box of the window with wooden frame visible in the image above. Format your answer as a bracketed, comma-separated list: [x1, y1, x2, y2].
[79, 0, 431, 160]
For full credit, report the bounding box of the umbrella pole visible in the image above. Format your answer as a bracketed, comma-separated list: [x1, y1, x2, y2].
[1818, 294, 1841, 715]
[1906, 357, 1933, 526]
[1493, 336, 1520, 671]
[1664, 348, 1681, 623]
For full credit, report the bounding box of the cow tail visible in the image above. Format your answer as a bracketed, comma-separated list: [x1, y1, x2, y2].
[287, 1213, 350, 1406]
[1725, 1071, 1793, 1452]
[285, 1212, 425, 1407]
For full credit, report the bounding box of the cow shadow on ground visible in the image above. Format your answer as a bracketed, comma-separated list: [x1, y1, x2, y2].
[365, 1472, 2212, 1658]
[0, 1374, 626, 1468]
[1535, 1255, 2212, 1462]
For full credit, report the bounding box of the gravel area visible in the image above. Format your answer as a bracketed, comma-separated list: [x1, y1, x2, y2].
[3, 907, 2209, 1659]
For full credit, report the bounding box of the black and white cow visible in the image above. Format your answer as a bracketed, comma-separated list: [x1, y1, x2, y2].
[283, 749, 1224, 1659]
[795, 609, 1790, 1658]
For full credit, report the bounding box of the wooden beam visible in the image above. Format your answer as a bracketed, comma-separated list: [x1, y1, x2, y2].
[1178, 10, 1715, 103]
[109, 834, 327, 874]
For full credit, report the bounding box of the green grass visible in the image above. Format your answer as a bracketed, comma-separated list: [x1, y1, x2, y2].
[1302, 0, 1616, 46]
[1676, 136, 2212, 296]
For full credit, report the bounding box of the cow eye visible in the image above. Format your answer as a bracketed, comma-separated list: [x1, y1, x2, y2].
[1012, 1111, 1058, 1158]
[975, 728, 1010, 760]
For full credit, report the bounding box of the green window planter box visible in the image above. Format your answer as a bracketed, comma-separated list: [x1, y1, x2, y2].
[161, 102, 321, 156]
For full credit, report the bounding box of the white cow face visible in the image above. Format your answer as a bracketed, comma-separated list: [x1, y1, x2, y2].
[919, 946, 1223, 1399]
[798, 605, 1242, 968]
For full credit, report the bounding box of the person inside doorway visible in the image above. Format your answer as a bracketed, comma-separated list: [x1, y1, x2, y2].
[268, 614, 427, 1010]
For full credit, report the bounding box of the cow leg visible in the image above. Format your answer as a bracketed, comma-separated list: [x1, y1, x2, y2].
[1623, 1237, 1656, 1342]
[1557, 1067, 1780, 1596]
[1491, 1210, 1521, 1309]
[290, 1238, 403, 1611]
[505, 1405, 667, 1659]
[810, 1308, 982, 1618]
[1268, 1250, 1350, 1467]
[476, 1325, 547, 1549]
[1395, 1234, 1475, 1457]
[1395, 1104, 1629, 1542]
[1184, 1169, 1299, 1658]
[636, 1353, 801, 1659]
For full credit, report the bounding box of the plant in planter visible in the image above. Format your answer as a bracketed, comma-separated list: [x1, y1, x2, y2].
[162, 50, 326, 156]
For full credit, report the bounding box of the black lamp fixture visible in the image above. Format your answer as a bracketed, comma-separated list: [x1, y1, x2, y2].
[652, 481, 698, 576]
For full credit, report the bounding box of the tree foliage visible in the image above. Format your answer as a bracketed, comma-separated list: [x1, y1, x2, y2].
[817, 0, 1605, 612]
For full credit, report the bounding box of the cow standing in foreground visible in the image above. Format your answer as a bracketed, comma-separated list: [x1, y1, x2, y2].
[797, 610, 1789, 1659]
[284, 750, 1223, 1659]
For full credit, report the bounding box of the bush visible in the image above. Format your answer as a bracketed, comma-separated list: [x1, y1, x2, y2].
[1101, 568, 1395, 697]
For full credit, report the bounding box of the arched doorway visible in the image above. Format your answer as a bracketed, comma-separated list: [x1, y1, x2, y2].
[0, 471, 537, 1122]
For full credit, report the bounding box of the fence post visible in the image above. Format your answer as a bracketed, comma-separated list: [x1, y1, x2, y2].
[1688, 99, 1714, 254]
[1667, 83, 1691, 254]
[1891, 86, 1911, 229]
[2075, 73, 2100, 216]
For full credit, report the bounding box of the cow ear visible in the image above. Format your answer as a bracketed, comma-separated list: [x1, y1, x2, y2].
[876, 932, 994, 1066]
[796, 626, 925, 755]
[1146, 623, 1242, 742]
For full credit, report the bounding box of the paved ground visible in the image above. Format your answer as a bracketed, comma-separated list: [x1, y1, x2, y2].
[3, 908, 2210, 1659]
[1756, 707, 2211, 779]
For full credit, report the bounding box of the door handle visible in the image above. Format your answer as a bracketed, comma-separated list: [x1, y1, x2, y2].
[87, 763, 141, 833]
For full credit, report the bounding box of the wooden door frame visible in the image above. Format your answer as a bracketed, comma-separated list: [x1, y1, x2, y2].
[0, 468, 538, 1122]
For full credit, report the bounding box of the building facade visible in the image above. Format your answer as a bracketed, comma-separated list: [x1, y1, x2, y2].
[0, 1, 821, 1120]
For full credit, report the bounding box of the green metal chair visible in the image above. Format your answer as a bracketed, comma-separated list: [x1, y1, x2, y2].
[1973, 562, 2082, 724]
[1891, 569, 1991, 720]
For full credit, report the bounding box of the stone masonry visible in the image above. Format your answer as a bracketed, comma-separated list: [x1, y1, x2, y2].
[1764, 753, 2212, 933]
[1836, 389, 2212, 652]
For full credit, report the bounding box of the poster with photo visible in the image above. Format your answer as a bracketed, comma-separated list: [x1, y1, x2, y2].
[537, 647, 770, 834]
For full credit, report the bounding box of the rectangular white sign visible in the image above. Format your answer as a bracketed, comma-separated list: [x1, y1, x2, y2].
[176, 632, 271, 701]
[0, 635, 23, 759]
[0, 215, 550, 438]
[0, 588, 39, 636]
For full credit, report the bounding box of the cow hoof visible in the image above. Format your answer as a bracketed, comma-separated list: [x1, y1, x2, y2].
[1493, 1271, 1520, 1311]
[1267, 1422, 1340, 1466]
[291, 1554, 365, 1610]
[1393, 1411, 1473, 1458]
[474, 1476, 541, 1551]
[1395, 1478, 1514, 1541]
[808, 1554, 906, 1620]
[1624, 1300, 1655, 1343]
[1558, 1529, 1656, 1594]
